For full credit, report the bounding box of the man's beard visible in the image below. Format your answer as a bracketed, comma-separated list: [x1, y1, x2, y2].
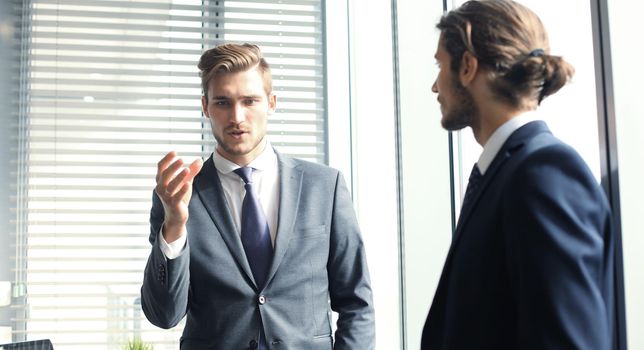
[213, 131, 263, 157]
[441, 74, 480, 132]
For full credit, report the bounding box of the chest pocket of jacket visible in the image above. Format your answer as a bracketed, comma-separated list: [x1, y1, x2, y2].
[283, 225, 329, 274]
[293, 225, 326, 239]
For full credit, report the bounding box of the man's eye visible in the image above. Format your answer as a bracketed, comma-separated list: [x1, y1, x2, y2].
[244, 99, 258, 105]
[214, 100, 228, 106]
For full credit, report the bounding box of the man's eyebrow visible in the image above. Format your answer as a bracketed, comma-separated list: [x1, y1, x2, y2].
[211, 95, 262, 100]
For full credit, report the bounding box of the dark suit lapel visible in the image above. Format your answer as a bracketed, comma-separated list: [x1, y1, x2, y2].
[265, 153, 303, 287]
[451, 121, 550, 243]
[452, 151, 510, 241]
[193, 156, 256, 285]
[427, 155, 510, 321]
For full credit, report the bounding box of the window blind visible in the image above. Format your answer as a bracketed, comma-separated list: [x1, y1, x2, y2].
[12, 0, 325, 348]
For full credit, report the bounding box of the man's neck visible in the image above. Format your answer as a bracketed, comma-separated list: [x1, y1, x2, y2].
[467, 71, 532, 146]
[472, 93, 529, 146]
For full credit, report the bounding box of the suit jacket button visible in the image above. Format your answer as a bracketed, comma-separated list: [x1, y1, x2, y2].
[249, 339, 258, 349]
[258, 295, 266, 305]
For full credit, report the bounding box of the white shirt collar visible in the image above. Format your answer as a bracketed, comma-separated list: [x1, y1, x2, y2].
[477, 110, 540, 175]
[212, 140, 277, 174]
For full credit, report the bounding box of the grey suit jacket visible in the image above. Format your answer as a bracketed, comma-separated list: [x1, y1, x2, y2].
[141, 152, 375, 349]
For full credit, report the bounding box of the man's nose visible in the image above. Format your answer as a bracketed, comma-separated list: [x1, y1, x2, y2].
[231, 103, 246, 123]
[431, 80, 438, 93]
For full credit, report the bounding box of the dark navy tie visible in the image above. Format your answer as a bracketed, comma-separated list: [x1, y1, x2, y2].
[234, 167, 273, 288]
[454, 163, 483, 241]
[462, 163, 483, 209]
[234, 167, 273, 350]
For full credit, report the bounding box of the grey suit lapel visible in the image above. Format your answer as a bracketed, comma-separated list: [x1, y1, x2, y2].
[193, 156, 256, 287]
[264, 153, 303, 287]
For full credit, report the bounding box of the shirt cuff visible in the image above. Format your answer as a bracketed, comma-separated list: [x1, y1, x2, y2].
[159, 227, 187, 260]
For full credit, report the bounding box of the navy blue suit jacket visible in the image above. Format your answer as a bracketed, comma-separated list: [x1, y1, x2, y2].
[422, 121, 614, 349]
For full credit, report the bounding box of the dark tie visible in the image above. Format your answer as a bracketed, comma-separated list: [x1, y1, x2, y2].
[461, 163, 483, 211]
[233, 167, 273, 288]
[234, 167, 272, 350]
[454, 163, 483, 240]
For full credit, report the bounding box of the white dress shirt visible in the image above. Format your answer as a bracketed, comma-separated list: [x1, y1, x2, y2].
[477, 110, 540, 175]
[160, 141, 280, 259]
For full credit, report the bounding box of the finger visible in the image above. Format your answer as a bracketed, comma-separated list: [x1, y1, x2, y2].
[186, 158, 204, 183]
[160, 158, 185, 188]
[166, 167, 191, 197]
[156, 158, 184, 199]
[176, 182, 192, 203]
[156, 151, 177, 183]
[164, 158, 203, 198]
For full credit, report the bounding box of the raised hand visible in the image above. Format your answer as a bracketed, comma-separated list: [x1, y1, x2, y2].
[155, 151, 204, 243]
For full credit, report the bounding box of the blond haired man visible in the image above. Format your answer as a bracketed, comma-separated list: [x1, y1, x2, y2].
[141, 43, 375, 350]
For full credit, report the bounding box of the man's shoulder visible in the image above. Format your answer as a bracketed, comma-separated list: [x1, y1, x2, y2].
[521, 131, 583, 167]
[508, 131, 601, 197]
[279, 155, 340, 177]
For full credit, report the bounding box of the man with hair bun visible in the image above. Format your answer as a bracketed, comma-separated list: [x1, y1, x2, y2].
[422, 1, 614, 349]
[141, 43, 375, 349]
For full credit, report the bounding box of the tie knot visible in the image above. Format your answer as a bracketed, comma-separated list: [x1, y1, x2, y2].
[461, 163, 483, 209]
[469, 164, 482, 183]
[234, 167, 254, 184]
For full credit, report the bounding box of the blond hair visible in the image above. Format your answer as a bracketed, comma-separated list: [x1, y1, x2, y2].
[198, 43, 272, 100]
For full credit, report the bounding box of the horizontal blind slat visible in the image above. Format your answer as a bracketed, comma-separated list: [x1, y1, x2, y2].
[34, 0, 319, 9]
[32, 7, 318, 20]
[34, 18, 321, 32]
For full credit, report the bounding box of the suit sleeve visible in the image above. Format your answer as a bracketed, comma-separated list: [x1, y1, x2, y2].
[140, 190, 191, 329]
[503, 145, 614, 349]
[327, 172, 376, 349]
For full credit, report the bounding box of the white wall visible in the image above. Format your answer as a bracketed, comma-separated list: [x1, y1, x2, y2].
[608, 1, 644, 349]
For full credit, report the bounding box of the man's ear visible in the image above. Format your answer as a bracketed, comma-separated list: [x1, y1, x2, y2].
[267, 93, 277, 115]
[201, 95, 208, 118]
[459, 51, 478, 86]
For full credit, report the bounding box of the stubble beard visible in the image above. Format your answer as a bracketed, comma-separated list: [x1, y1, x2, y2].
[441, 74, 480, 132]
[214, 129, 265, 159]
